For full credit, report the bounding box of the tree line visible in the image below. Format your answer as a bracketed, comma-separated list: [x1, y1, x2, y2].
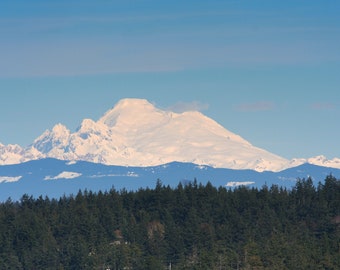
[0, 175, 339, 269]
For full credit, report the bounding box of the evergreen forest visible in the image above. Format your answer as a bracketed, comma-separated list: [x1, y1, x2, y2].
[0, 175, 339, 269]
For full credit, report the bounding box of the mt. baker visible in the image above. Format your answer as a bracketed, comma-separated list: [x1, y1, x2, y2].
[0, 98, 338, 172]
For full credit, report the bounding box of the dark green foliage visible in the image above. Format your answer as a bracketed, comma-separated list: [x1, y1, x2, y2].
[0, 176, 339, 269]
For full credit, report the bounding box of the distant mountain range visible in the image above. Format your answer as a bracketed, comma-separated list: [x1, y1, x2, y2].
[1, 158, 339, 201]
[1, 98, 340, 201]
[1, 98, 339, 172]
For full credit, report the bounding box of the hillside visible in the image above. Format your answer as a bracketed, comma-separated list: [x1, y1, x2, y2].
[0, 176, 339, 269]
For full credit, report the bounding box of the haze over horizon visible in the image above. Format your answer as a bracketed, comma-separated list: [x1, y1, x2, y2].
[1, 0, 340, 160]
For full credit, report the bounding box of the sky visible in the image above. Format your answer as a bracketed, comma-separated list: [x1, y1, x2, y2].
[0, 0, 340, 160]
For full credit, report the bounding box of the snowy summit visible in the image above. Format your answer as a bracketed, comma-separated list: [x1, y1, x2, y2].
[0, 98, 338, 172]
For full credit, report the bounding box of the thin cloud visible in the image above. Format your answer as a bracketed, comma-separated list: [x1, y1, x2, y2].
[234, 101, 275, 112]
[310, 102, 336, 111]
[168, 101, 209, 113]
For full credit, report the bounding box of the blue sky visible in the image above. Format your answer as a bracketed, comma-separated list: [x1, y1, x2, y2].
[0, 0, 339, 159]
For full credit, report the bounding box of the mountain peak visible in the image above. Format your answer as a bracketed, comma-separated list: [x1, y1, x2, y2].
[32, 123, 71, 154]
[98, 98, 156, 127]
[114, 98, 155, 109]
[98, 98, 169, 130]
[77, 119, 98, 132]
[51, 123, 70, 135]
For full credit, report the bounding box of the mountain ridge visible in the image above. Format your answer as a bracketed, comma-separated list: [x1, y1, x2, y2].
[0, 98, 339, 171]
[1, 157, 340, 201]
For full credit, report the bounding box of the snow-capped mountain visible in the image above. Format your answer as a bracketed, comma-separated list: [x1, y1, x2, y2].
[0, 98, 338, 172]
[0, 142, 43, 165]
[288, 155, 340, 169]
